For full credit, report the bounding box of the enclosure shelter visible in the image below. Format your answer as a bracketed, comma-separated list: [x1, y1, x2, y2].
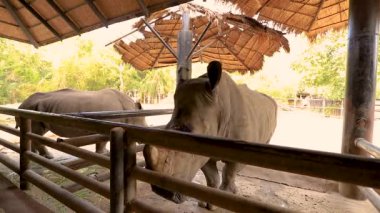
[0, 0, 379, 212]
[0, 0, 191, 47]
[225, 0, 348, 40]
[114, 3, 290, 73]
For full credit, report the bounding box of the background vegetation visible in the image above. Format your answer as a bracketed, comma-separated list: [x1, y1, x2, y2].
[0, 38, 174, 104]
[1, 30, 380, 105]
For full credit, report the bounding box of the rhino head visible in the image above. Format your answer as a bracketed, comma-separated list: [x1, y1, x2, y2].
[144, 61, 223, 203]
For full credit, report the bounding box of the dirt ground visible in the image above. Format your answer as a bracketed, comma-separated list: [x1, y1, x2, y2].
[0, 103, 379, 212]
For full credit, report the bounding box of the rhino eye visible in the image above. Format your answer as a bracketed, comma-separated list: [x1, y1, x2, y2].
[172, 124, 192, 132]
[179, 125, 192, 132]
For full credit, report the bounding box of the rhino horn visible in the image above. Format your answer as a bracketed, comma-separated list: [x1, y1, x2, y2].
[207, 61, 222, 90]
[144, 145, 159, 169]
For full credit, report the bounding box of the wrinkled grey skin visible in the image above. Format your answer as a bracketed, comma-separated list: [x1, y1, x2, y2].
[16, 88, 147, 159]
[144, 61, 277, 209]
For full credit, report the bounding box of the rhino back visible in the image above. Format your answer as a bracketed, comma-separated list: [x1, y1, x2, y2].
[223, 82, 277, 144]
[238, 85, 277, 143]
[37, 89, 133, 113]
[19, 89, 136, 137]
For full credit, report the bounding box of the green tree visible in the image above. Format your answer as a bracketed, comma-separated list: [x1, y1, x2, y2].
[291, 31, 347, 100]
[0, 39, 53, 104]
[139, 68, 175, 103]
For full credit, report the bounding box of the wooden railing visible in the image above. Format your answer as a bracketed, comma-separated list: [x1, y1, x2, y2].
[0, 106, 380, 212]
[0, 107, 169, 213]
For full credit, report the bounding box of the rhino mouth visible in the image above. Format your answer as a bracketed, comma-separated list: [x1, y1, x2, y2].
[151, 185, 185, 204]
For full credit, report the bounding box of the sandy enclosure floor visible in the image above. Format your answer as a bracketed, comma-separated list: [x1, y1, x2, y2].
[0, 103, 379, 212]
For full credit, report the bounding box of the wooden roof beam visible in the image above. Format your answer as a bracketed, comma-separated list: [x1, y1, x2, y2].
[84, 0, 108, 28]
[136, 0, 150, 17]
[143, 18, 178, 60]
[1, 0, 39, 47]
[187, 19, 213, 60]
[46, 0, 80, 35]
[218, 38, 251, 71]
[19, 0, 61, 39]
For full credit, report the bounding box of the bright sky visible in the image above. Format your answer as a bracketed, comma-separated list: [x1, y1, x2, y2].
[25, 0, 311, 87]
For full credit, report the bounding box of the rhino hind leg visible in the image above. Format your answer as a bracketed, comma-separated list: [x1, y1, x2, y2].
[31, 123, 54, 159]
[199, 159, 220, 210]
[95, 142, 109, 154]
[220, 162, 244, 194]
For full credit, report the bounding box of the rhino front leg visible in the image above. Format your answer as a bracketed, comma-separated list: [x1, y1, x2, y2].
[199, 159, 220, 210]
[220, 162, 244, 194]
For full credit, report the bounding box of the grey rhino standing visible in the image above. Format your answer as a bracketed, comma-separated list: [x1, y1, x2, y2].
[144, 61, 277, 209]
[17, 88, 147, 159]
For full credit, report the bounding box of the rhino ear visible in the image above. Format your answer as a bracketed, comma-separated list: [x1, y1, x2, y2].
[207, 61, 222, 90]
[135, 102, 143, 110]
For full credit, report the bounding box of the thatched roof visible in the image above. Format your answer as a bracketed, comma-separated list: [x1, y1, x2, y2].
[222, 0, 348, 39]
[0, 0, 191, 47]
[114, 3, 289, 74]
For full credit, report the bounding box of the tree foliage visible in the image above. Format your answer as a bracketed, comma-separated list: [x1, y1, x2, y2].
[0, 38, 175, 104]
[292, 30, 380, 100]
[0, 39, 53, 104]
[291, 31, 347, 100]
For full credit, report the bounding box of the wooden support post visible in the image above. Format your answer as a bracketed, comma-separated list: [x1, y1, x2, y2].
[19, 118, 31, 190]
[124, 130, 136, 213]
[340, 0, 380, 199]
[177, 10, 192, 84]
[110, 127, 125, 213]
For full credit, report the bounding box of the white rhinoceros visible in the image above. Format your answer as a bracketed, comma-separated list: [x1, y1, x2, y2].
[17, 88, 147, 159]
[143, 61, 277, 209]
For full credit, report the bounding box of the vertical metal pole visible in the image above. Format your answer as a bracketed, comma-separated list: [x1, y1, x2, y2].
[124, 131, 136, 212]
[110, 127, 124, 213]
[19, 118, 31, 190]
[340, 0, 379, 199]
[177, 10, 193, 84]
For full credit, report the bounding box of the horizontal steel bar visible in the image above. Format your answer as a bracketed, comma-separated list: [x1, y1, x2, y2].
[0, 123, 20, 136]
[0, 137, 20, 153]
[26, 151, 110, 199]
[133, 167, 290, 212]
[27, 133, 110, 169]
[358, 186, 380, 211]
[126, 127, 380, 188]
[2, 107, 380, 188]
[23, 170, 103, 213]
[0, 153, 19, 173]
[64, 109, 173, 119]
[355, 138, 380, 158]
[0, 107, 119, 135]
[59, 134, 109, 147]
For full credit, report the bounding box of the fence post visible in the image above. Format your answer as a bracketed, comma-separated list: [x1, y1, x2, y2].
[340, 0, 379, 199]
[110, 127, 125, 213]
[19, 117, 31, 190]
[124, 131, 136, 212]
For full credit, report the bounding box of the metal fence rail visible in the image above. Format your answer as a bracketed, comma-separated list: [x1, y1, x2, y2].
[1, 106, 380, 212]
[133, 167, 291, 212]
[355, 138, 380, 159]
[127, 127, 380, 188]
[359, 187, 380, 211]
[0, 107, 171, 213]
[354, 138, 380, 210]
